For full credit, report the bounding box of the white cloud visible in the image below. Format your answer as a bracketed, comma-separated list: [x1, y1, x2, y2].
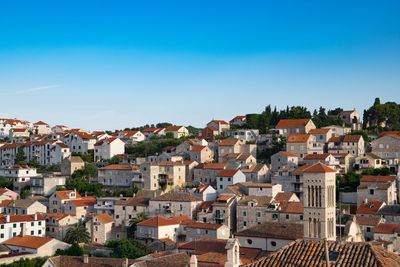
[16, 84, 62, 94]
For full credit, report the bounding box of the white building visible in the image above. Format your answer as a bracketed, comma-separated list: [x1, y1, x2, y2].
[0, 213, 45, 243]
[94, 138, 125, 161]
[62, 131, 96, 154]
[216, 169, 246, 192]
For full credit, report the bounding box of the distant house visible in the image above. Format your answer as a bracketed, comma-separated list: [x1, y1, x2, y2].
[183, 221, 230, 242]
[275, 119, 316, 137]
[33, 121, 52, 135]
[0, 213, 45, 243]
[354, 153, 384, 170]
[136, 216, 182, 243]
[0, 188, 19, 201]
[309, 128, 332, 143]
[49, 190, 81, 213]
[322, 125, 351, 137]
[9, 128, 29, 138]
[236, 222, 303, 252]
[286, 134, 323, 160]
[207, 120, 230, 134]
[192, 185, 217, 201]
[270, 151, 298, 172]
[230, 116, 246, 126]
[357, 175, 397, 207]
[201, 126, 219, 142]
[5, 199, 47, 215]
[327, 135, 365, 157]
[165, 126, 189, 138]
[189, 146, 213, 163]
[2, 235, 69, 257]
[94, 137, 125, 161]
[149, 193, 202, 219]
[141, 128, 166, 139]
[86, 213, 115, 244]
[371, 133, 400, 167]
[45, 213, 78, 241]
[338, 109, 362, 130]
[216, 169, 246, 192]
[60, 156, 85, 176]
[113, 130, 145, 143]
[64, 197, 97, 220]
[63, 131, 96, 154]
[97, 164, 140, 187]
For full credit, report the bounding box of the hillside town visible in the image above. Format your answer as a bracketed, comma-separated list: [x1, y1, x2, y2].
[0, 101, 400, 266]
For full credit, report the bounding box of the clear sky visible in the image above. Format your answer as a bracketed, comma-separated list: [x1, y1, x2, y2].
[1, 0, 399, 131]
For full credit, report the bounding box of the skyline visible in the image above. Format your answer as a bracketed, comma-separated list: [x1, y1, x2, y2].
[1, 1, 399, 130]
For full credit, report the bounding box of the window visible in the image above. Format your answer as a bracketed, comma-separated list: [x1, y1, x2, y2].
[370, 189, 374, 195]
[257, 212, 261, 217]
[0, 234, 3, 238]
[272, 214, 278, 220]
[286, 214, 289, 219]
[220, 185, 223, 189]
[122, 206, 125, 211]
[366, 227, 371, 232]
[243, 212, 246, 216]
[31, 231, 34, 235]
[246, 239, 252, 244]
[0, 225, 3, 229]
[271, 241, 277, 246]
[300, 215, 303, 220]
[38, 230, 42, 235]
[13, 233, 16, 237]
[31, 222, 34, 226]
[13, 224, 16, 228]
[243, 221, 247, 226]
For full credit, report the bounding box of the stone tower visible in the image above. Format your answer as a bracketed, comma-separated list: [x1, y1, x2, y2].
[302, 163, 336, 241]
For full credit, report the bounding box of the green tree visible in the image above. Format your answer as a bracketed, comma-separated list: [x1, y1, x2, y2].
[14, 146, 26, 165]
[107, 238, 150, 259]
[165, 132, 174, 139]
[55, 242, 84, 256]
[214, 131, 229, 141]
[0, 177, 13, 189]
[108, 155, 122, 165]
[64, 223, 90, 244]
[72, 164, 98, 179]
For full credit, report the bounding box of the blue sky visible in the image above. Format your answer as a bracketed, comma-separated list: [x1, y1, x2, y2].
[1, 1, 399, 131]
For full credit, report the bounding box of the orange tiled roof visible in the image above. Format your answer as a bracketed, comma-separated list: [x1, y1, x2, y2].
[165, 126, 183, 131]
[328, 135, 362, 143]
[293, 163, 336, 173]
[309, 128, 330, 134]
[137, 216, 180, 227]
[219, 139, 239, 146]
[217, 169, 239, 177]
[3, 235, 53, 249]
[377, 131, 400, 138]
[0, 214, 45, 224]
[33, 121, 48, 126]
[280, 201, 303, 213]
[93, 213, 115, 224]
[286, 134, 311, 143]
[99, 164, 139, 171]
[190, 145, 206, 152]
[278, 151, 297, 157]
[45, 213, 72, 221]
[356, 201, 385, 215]
[55, 190, 81, 200]
[276, 119, 311, 128]
[373, 223, 400, 234]
[211, 120, 229, 125]
[303, 153, 332, 160]
[360, 175, 396, 183]
[203, 163, 228, 170]
[70, 197, 96, 207]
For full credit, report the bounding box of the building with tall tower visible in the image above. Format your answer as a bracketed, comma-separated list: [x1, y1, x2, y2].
[301, 163, 337, 241]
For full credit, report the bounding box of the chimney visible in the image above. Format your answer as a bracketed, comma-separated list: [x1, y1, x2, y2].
[190, 254, 198, 267]
[6, 215, 10, 223]
[83, 254, 89, 264]
[34, 213, 37, 221]
[364, 198, 368, 204]
[122, 258, 128, 267]
[21, 223, 26, 237]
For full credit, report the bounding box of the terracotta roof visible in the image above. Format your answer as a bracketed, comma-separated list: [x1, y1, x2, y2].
[276, 119, 312, 128]
[151, 192, 202, 202]
[99, 164, 139, 171]
[56, 142, 69, 148]
[217, 169, 239, 177]
[293, 162, 336, 173]
[239, 182, 274, 188]
[273, 192, 297, 202]
[328, 134, 362, 143]
[303, 153, 332, 160]
[190, 145, 206, 152]
[6, 199, 38, 209]
[203, 163, 228, 170]
[178, 238, 228, 254]
[159, 161, 184, 166]
[46, 256, 136, 267]
[3, 235, 53, 249]
[356, 201, 385, 215]
[238, 196, 272, 207]
[94, 137, 120, 146]
[206, 125, 218, 131]
[373, 223, 400, 234]
[133, 252, 190, 267]
[236, 222, 303, 240]
[241, 163, 266, 173]
[33, 121, 48, 125]
[278, 151, 297, 157]
[218, 139, 239, 146]
[165, 126, 183, 131]
[230, 115, 246, 122]
[280, 201, 303, 213]
[45, 213, 72, 221]
[0, 214, 45, 224]
[286, 134, 311, 143]
[211, 120, 229, 125]
[0, 200, 13, 207]
[377, 131, 400, 138]
[55, 190, 81, 200]
[195, 185, 212, 194]
[74, 131, 95, 140]
[91, 213, 115, 224]
[360, 175, 396, 183]
[197, 201, 214, 212]
[245, 239, 400, 267]
[355, 216, 381, 226]
[309, 128, 330, 134]
[69, 197, 97, 207]
[137, 216, 180, 227]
